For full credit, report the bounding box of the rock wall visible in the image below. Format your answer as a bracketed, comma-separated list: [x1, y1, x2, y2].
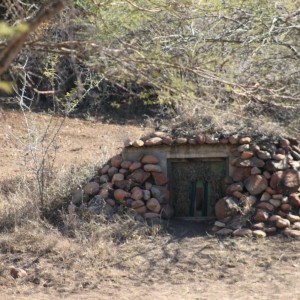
[72, 131, 300, 238]
[71, 153, 173, 224]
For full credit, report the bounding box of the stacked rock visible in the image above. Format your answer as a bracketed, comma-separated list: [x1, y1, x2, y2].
[71, 154, 173, 221]
[213, 137, 300, 238]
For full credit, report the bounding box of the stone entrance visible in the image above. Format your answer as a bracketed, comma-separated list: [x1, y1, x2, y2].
[168, 158, 227, 218]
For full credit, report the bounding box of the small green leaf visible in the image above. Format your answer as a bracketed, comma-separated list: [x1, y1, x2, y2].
[0, 22, 15, 37]
[0, 81, 13, 94]
[15, 22, 29, 34]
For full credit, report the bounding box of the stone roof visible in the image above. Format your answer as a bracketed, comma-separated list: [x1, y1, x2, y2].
[124, 131, 299, 148]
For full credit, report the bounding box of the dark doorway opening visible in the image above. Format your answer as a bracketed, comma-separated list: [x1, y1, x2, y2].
[168, 158, 227, 219]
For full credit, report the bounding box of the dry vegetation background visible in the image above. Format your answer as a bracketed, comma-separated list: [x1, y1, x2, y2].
[1, 0, 300, 299]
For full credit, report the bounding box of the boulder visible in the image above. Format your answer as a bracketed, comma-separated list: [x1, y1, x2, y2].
[257, 202, 274, 212]
[146, 198, 161, 213]
[289, 193, 300, 208]
[286, 213, 300, 223]
[257, 150, 271, 160]
[151, 172, 168, 186]
[226, 182, 243, 195]
[162, 136, 173, 145]
[120, 161, 132, 169]
[143, 190, 151, 200]
[100, 164, 110, 175]
[264, 227, 277, 235]
[292, 222, 300, 230]
[270, 171, 284, 192]
[153, 131, 167, 138]
[215, 196, 239, 220]
[281, 203, 291, 211]
[229, 134, 239, 144]
[214, 221, 226, 228]
[188, 138, 197, 144]
[234, 157, 264, 168]
[251, 167, 261, 175]
[114, 180, 132, 190]
[219, 138, 229, 144]
[141, 155, 160, 164]
[266, 187, 276, 195]
[282, 169, 300, 194]
[237, 144, 250, 152]
[232, 191, 243, 199]
[269, 199, 281, 208]
[114, 189, 130, 202]
[111, 155, 122, 168]
[144, 164, 162, 172]
[112, 173, 124, 184]
[244, 175, 268, 195]
[205, 136, 219, 144]
[239, 137, 251, 144]
[241, 151, 254, 159]
[131, 187, 144, 201]
[276, 218, 290, 229]
[128, 169, 151, 184]
[273, 154, 285, 161]
[260, 143, 277, 155]
[291, 150, 300, 161]
[260, 192, 271, 201]
[131, 199, 145, 209]
[132, 140, 144, 147]
[129, 162, 142, 172]
[292, 145, 300, 153]
[133, 204, 147, 214]
[100, 174, 109, 183]
[269, 215, 282, 222]
[280, 138, 290, 148]
[265, 159, 288, 172]
[196, 133, 206, 144]
[263, 171, 271, 179]
[106, 198, 116, 206]
[145, 182, 152, 190]
[145, 137, 163, 146]
[233, 228, 253, 237]
[283, 229, 300, 238]
[119, 168, 128, 175]
[252, 230, 266, 238]
[108, 166, 119, 177]
[232, 167, 251, 182]
[99, 187, 109, 199]
[252, 222, 265, 230]
[83, 182, 100, 196]
[176, 137, 188, 144]
[253, 210, 269, 222]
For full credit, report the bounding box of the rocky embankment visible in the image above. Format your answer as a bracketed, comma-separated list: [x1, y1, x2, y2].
[71, 154, 173, 223]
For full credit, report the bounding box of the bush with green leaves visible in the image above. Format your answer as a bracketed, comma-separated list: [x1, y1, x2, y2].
[2, 0, 300, 135]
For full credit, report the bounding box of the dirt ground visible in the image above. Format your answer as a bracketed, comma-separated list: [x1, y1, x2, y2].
[1, 110, 300, 300]
[0, 109, 151, 180]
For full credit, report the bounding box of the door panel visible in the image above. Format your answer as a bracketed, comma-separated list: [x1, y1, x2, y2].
[169, 158, 227, 217]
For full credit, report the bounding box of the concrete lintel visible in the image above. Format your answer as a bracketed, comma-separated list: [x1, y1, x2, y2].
[166, 153, 229, 159]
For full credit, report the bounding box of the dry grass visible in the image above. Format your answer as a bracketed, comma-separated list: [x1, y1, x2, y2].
[1, 111, 300, 299]
[1, 217, 300, 299]
[1, 164, 300, 298]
